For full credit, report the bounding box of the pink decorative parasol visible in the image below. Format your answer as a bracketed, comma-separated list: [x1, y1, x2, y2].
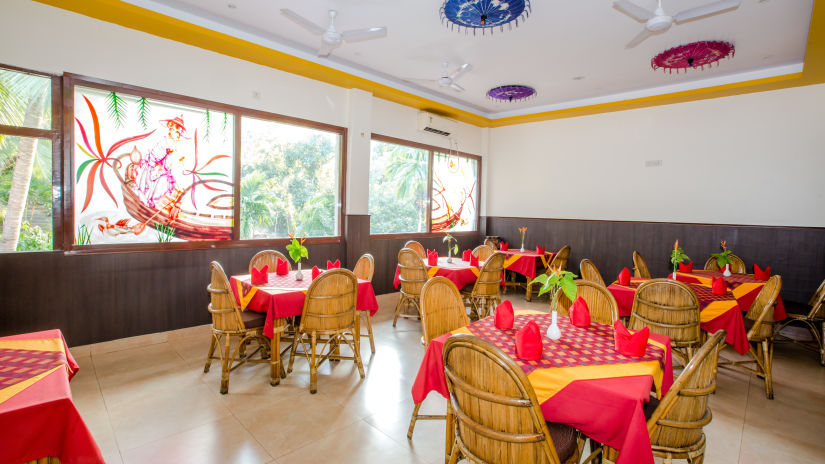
[652, 41, 735, 73]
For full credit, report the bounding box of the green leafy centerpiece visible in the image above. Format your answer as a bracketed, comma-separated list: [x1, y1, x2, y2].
[286, 232, 308, 280]
[711, 240, 733, 276]
[670, 240, 690, 279]
[530, 268, 578, 340]
[443, 233, 459, 263]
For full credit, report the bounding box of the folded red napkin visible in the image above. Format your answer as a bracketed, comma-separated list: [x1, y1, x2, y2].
[613, 320, 649, 357]
[462, 249, 472, 261]
[712, 276, 728, 295]
[250, 265, 269, 285]
[618, 267, 631, 286]
[536, 245, 545, 255]
[754, 264, 771, 281]
[326, 259, 340, 269]
[470, 254, 479, 267]
[494, 300, 514, 329]
[500, 241, 509, 251]
[569, 297, 591, 328]
[427, 251, 438, 266]
[515, 320, 543, 361]
[312, 266, 322, 280]
[678, 260, 694, 273]
[276, 258, 289, 276]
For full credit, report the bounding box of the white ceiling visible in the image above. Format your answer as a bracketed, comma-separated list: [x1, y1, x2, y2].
[123, 0, 813, 119]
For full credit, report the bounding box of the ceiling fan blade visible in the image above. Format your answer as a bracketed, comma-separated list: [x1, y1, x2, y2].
[625, 28, 654, 48]
[342, 27, 387, 42]
[450, 83, 465, 92]
[403, 78, 439, 85]
[317, 41, 338, 57]
[280, 9, 326, 35]
[613, 0, 655, 22]
[449, 63, 471, 79]
[674, 0, 741, 23]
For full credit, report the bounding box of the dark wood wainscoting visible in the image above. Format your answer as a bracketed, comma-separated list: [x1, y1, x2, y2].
[485, 216, 824, 303]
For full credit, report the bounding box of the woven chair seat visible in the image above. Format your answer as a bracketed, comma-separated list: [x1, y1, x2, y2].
[546, 422, 579, 462]
[241, 311, 266, 328]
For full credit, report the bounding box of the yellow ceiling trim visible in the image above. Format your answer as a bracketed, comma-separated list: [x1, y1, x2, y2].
[34, 0, 824, 128]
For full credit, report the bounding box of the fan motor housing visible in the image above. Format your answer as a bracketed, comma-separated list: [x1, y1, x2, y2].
[646, 15, 673, 31]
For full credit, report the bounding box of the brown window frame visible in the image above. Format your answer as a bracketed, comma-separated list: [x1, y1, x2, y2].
[369, 133, 481, 240]
[62, 73, 346, 254]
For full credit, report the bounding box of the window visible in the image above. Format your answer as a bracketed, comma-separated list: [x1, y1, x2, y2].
[0, 67, 57, 252]
[240, 116, 342, 239]
[368, 136, 480, 235]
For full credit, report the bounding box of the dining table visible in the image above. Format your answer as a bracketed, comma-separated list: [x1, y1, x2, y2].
[393, 256, 481, 291]
[0, 329, 104, 464]
[500, 249, 555, 301]
[411, 309, 673, 464]
[608, 277, 750, 355]
[672, 269, 786, 320]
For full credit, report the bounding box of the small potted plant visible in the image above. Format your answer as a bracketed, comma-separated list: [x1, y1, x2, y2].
[518, 226, 527, 252]
[670, 240, 690, 279]
[530, 268, 577, 340]
[286, 233, 308, 280]
[443, 233, 459, 263]
[712, 240, 733, 276]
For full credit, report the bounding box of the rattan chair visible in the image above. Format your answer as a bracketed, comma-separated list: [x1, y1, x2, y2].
[703, 255, 746, 274]
[405, 240, 427, 260]
[407, 277, 470, 440]
[204, 261, 280, 394]
[633, 251, 651, 279]
[472, 244, 495, 261]
[553, 280, 619, 325]
[287, 269, 364, 394]
[249, 249, 290, 273]
[525, 245, 571, 302]
[484, 238, 497, 249]
[462, 252, 506, 320]
[443, 334, 583, 464]
[719, 275, 782, 399]
[579, 259, 605, 287]
[775, 277, 825, 365]
[629, 279, 701, 366]
[394, 248, 428, 327]
[353, 253, 376, 354]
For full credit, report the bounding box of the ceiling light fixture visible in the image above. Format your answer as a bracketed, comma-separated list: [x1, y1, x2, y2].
[487, 85, 536, 103]
[652, 41, 735, 73]
[441, 0, 531, 35]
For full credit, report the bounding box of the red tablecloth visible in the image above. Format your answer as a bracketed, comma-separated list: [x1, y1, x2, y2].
[393, 257, 479, 290]
[230, 270, 379, 338]
[501, 250, 554, 280]
[0, 330, 104, 464]
[673, 270, 786, 320]
[608, 278, 749, 355]
[411, 310, 673, 464]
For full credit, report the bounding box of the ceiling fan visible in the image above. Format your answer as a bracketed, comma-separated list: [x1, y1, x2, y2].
[280, 9, 387, 57]
[613, 0, 741, 48]
[405, 61, 472, 93]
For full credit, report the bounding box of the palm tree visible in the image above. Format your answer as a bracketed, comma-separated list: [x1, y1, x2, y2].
[240, 171, 276, 239]
[383, 146, 428, 231]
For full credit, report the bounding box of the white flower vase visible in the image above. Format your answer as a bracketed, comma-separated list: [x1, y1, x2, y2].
[295, 262, 304, 281]
[520, 240, 525, 253]
[672, 270, 677, 280]
[723, 264, 732, 277]
[446, 247, 453, 264]
[546, 310, 562, 340]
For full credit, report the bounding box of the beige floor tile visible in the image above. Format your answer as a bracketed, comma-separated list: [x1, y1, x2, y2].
[90, 332, 169, 355]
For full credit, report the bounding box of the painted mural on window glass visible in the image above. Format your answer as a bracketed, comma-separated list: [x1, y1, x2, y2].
[431, 153, 477, 232]
[72, 86, 234, 245]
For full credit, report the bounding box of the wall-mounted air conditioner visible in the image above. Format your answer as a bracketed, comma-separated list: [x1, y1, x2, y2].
[417, 112, 457, 137]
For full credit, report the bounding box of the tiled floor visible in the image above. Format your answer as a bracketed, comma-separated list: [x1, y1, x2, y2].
[68, 293, 825, 464]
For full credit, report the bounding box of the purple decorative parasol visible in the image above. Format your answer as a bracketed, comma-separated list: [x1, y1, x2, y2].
[487, 85, 536, 102]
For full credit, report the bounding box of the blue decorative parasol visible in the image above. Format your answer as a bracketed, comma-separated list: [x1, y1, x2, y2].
[441, 0, 531, 35]
[487, 85, 536, 102]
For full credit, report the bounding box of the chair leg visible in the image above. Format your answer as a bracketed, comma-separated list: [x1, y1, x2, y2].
[821, 321, 825, 366]
[364, 312, 375, 354]
[270, 332, 281, 387]
[393, 294, 404, 327]
[447, 440, 460, 464]
[220, 335, 232, 394]
[407, 402, 421, 439]
[445, 402, 455, 464]
[763, 339, 774, 399]
[353, 318, 365, 378]
[309, 332, 318, 394]
[288, 331, 299, 374]
[203, 334, 217, 373]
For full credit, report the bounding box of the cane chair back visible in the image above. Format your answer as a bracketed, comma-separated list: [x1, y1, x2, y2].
[405, 240, 427, 260]
[249, 250, 290, 273]
[806, 277, 825, 313]
[472, 252, 505, 298]
[420, 277, 470, 346]
[553, 280, 619, 325]
[398, 248, 428, 297]
[298, 269, 358, 333]
[353, 253, 375, 281]
[546, 245, 571, 272]
[745, 275, 782, 342]
[630, 279, 701, 361]
[443, 335, 579, 464]
[473, 244, 495, 261]
[208, 261, 245, 332]
[647, 331, 726, 461]
[633, 251, 651, 279]
[484, 238, 497, 249]
[703, 254, 746, 274]
[579, 259, 605, 287]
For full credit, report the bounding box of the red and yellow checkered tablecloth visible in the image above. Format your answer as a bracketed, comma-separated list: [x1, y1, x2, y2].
[674, 270, 786, 320]
[393, 256, 480, 290]
[501, 250, 554, 280]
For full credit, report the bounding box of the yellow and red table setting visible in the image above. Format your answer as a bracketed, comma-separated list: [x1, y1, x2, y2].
[411, 309, 673, 464]
[0, 329, 104, 464]
[500, 249, 554, 280]
[230, 270, 379, 338]
[608, 278, 749, 354]
[673, 270, 786, 320]
[393, 256, 480, 290]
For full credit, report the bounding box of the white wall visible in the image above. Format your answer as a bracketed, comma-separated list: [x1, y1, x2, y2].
[487, 84, 825, 227]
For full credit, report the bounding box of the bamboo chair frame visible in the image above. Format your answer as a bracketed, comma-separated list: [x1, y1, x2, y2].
[633, 251, 651, 279]
[552, 280, 619, 325]
[629, 279, 701, 366]
[287, 268, 364, 394]
[702, 255, 746, 274]
[718, 275, 782, 399]
[394, 248, 428, 327]
[353, 253, 376, 354]
[408, 277, 470, 440]
[249, 249, 291, 273]
[472, 244, 495, 261]
[523, 245, 571, 302]
[204, 261, 283, 394]
[579, 259, 606, 287]
[484, 238, 497, 249]
[462, 252, 506, 320]
[774, 277, 825, 365]
[405, 240, 427, 260]
[24, 459, 60, 464]
[443, 335, 583, 464]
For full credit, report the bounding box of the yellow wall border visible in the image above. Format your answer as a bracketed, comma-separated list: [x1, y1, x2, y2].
[34, 0, 825, 128]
